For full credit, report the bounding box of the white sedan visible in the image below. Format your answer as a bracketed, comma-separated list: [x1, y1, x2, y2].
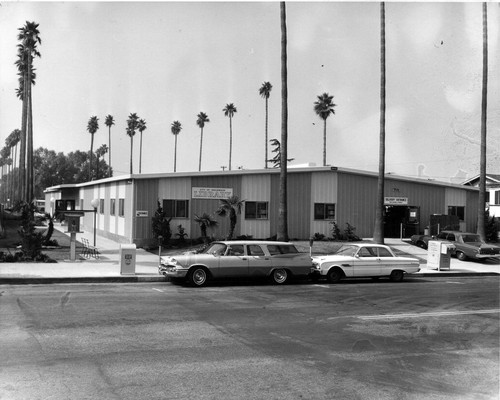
[311, 243, 420, 283]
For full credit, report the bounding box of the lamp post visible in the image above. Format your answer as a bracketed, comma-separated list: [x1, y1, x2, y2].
[90, 198, 99, 246]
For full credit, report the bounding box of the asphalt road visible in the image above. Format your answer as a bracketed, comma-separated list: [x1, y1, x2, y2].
[1, 277, 499, 400]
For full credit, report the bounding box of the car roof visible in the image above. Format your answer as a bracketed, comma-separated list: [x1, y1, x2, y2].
[214, 241, 296, 246]
[440, 231, 477, 235]
[341, 243, 391, 249]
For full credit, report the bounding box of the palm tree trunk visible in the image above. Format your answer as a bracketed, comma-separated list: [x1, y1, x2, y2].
[19, 72, 28, 202]
[229, 117, 233, 171]
[89, 134, 94, 180]
[373, 1, 386, 244]
[278, 1, 289, 242]
[323, 119, 327, 166]
[139, 132, 143, 174]
[477, 2, 488, 240]
[27, 59, 34, 202]
[174, 135, 178, 172]
[265, 98, 269, 169]
[129, 136, 133, 174]
[199, 127, 204, 171]
[108, 126, 112, 176]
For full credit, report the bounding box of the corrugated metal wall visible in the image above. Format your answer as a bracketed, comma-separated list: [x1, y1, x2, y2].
[241, 174, 271, 239]
[288, 172, 312, 239]
[134, 179, 159, 244]
[310, 171, 338, 237]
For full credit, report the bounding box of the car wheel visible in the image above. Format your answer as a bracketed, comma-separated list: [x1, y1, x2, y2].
[389, 270, 404, 282]
[188, 267, 208, 287]
[418, 241, 428, 250]
[456, 251, 467, 261]
[271, 268, 288, 284]
[327, 268, 343, 283]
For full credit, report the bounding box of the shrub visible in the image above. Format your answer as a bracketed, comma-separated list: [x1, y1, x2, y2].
[152, 201, 172, 246]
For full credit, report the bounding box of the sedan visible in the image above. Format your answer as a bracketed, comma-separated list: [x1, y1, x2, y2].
[311, 243, 420, 283]
[159, 241, 313, 286]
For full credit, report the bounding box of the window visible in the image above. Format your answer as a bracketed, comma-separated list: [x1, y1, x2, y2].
[314, 203, 335, 220]
[99, 199, 104, 215]
[267, 244, 299, 255]
[248, 245, 265, 256]
[377, 248, 393, 257]
[245, 201, 268, 219]
[448, 206, 464, 221]
[163, 199, 189, 218]
[495, 191, 500, 205]
[110, 199, 116, 216]
[119, 199, 125, 217]
[227, 245, 245, 256]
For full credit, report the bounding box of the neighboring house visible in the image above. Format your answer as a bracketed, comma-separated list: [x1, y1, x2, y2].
[462, 174, 500, 218]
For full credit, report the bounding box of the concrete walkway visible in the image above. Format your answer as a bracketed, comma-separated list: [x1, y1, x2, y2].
[0, 226, 498, 284]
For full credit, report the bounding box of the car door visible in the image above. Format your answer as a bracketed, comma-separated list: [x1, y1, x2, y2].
[218, 244, 249, 278]
[247, 244, 272, 278]
[354, 246, 381, 276]
[376, 247, 399, 275]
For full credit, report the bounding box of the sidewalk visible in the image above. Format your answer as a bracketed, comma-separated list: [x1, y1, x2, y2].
[0, 229, 498, 284]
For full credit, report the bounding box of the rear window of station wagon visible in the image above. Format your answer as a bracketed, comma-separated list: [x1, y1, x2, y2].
[267, 245, 299, 255]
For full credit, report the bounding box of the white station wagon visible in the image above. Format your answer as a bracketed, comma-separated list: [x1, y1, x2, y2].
[311, 243, 420, 283]
[159, 241, 313, 286]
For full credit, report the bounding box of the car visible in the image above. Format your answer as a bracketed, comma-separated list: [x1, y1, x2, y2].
[158, 240, 313, 286]
[427, 230, 500, 261]
[310, 243, 420, 283]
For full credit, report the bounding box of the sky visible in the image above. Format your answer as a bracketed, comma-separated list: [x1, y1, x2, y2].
[0, 1, 499, 183]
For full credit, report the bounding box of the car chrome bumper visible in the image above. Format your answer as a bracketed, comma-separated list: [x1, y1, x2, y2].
[158, 265, 189, 278]
[476, 254, 500, 259]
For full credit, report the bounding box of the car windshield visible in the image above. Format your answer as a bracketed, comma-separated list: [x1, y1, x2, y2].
[334, 245, 358, 256]
[461, 234, 481, 243]
[201, 243, 227, 255]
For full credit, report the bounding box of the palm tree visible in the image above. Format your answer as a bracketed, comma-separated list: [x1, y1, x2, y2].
[95, 144, 108, 180]
[477, 2, 488, 241]
[196, 112, 210, 171]
[126, 113, 139, 174]
[222, 103, 237, 170]
[259, 82, 273, 169]
[104, 115, 114, 176]
[314, 92, 336, 166]
[137, 118, 147, 174]
[86, 116, 99, 180]
[373, 2, 386, 244]
[171, 120, 182, 172]
[17, 21, 41, 202]
[215, 195, 245, 240]
[278, 2, 289, 242]
[194, 212, 218, 242]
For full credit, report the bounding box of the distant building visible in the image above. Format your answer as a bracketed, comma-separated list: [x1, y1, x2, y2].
[462, 174, 500, 218]
[44, 166, 479, 247]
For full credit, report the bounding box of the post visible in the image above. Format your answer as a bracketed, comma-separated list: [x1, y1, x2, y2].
[70, 232, 77, 261]
[158, 235, 163, 265]
[90, 198, 99, 246]
[309, 237, 314, 258]
[93, 208, 97, 246]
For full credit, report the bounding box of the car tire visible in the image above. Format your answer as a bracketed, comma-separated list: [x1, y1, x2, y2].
[418, 241, 428, 250]
[188, 267, 208, 287]
[389, 270, 404, 282]
[456, 251, 467, 261]
[327, 268, 343, 283]
[271, 268, 288, 284]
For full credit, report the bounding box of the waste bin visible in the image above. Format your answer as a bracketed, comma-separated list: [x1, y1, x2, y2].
[427, 240, 453, 271]
[120, 244, 136, 275]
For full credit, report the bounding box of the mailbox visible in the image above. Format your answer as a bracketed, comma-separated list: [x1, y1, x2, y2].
[427, 240, 453, 271]
[120, 244, 137, 275]
[64, 211, 84, 233]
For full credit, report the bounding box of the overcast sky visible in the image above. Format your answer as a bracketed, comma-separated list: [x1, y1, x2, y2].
[0, 1, 498, 183]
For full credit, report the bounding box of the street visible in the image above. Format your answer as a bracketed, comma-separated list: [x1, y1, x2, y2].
[1, 277, 499, 400]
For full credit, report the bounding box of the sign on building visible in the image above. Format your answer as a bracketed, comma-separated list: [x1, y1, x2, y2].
[192, 187, 233, 200]
[136, 210, 149, 217]
[384, 197, 408, 205]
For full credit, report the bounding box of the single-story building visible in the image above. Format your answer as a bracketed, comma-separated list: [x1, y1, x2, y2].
[44, 166, 480, 247]
[462, 174, 500, 218]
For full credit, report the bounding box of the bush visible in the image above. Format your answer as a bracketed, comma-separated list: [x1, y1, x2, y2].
[152, 201, 172, 246]
[313, 232, 326, 241]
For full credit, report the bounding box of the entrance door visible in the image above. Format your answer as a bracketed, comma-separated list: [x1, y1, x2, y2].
[384, 206, 420, 238]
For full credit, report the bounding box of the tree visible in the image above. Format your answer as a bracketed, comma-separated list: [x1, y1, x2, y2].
[313, 92, 336, 166]
[171, 120, 182, 172]
[16, 21, 41, 202]
[278, 2, 289, 242]
[137, 118, 147, 174]
[152, 200, 172, 246]
[268, 139, 294, 168]
[196, 112, 210, 171]
[104, 114, 115, 176]
[194, 212, 218, 241]
[95, 144, 108, 180]
[126, 113, 139, 174]
[86, 116, 99, 180]
[259, 82, 273, 169]
[215, 195, 245, 240]
[477, 2, 488, 241]
[222, 103, 237, 170]
[373, 2, 386, 244]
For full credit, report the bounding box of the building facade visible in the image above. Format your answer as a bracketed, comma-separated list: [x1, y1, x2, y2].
[44, 166, 479, 247]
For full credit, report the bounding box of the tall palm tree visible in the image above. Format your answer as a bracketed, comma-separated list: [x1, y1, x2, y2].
[259, 82, 273, 169]
[171, 120, 182, 172]
[196, 112, 210, 171]
[126, 113, 139, 174]
[137, 118, 147, 174]
[223, 103, 237, 170]
[215, 195, 245, 240]
[86, 116, 99, 180]
[373, 2, 386, 244]
[104, 115, 114, 176]
[16, 21, 41, 202]
[477, 2, 488, 241]
[313, 92, 336, 166]
[194, 212, 218, 242]
[278, 2, 289, 242]
[95, 144, 108, 180]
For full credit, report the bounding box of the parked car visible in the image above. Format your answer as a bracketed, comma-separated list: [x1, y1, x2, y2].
[159, 241, 313, 286]
[416, 230, 500, 261]
[311, 243, 420, 283]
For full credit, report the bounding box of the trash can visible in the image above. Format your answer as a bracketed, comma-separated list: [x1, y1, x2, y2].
[427, 240, 453, 271]
[120, 244, 136, 275]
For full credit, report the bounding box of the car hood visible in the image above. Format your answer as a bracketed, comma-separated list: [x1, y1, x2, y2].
[312, 255, 354, 263]
[161, 253, 213, 267]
